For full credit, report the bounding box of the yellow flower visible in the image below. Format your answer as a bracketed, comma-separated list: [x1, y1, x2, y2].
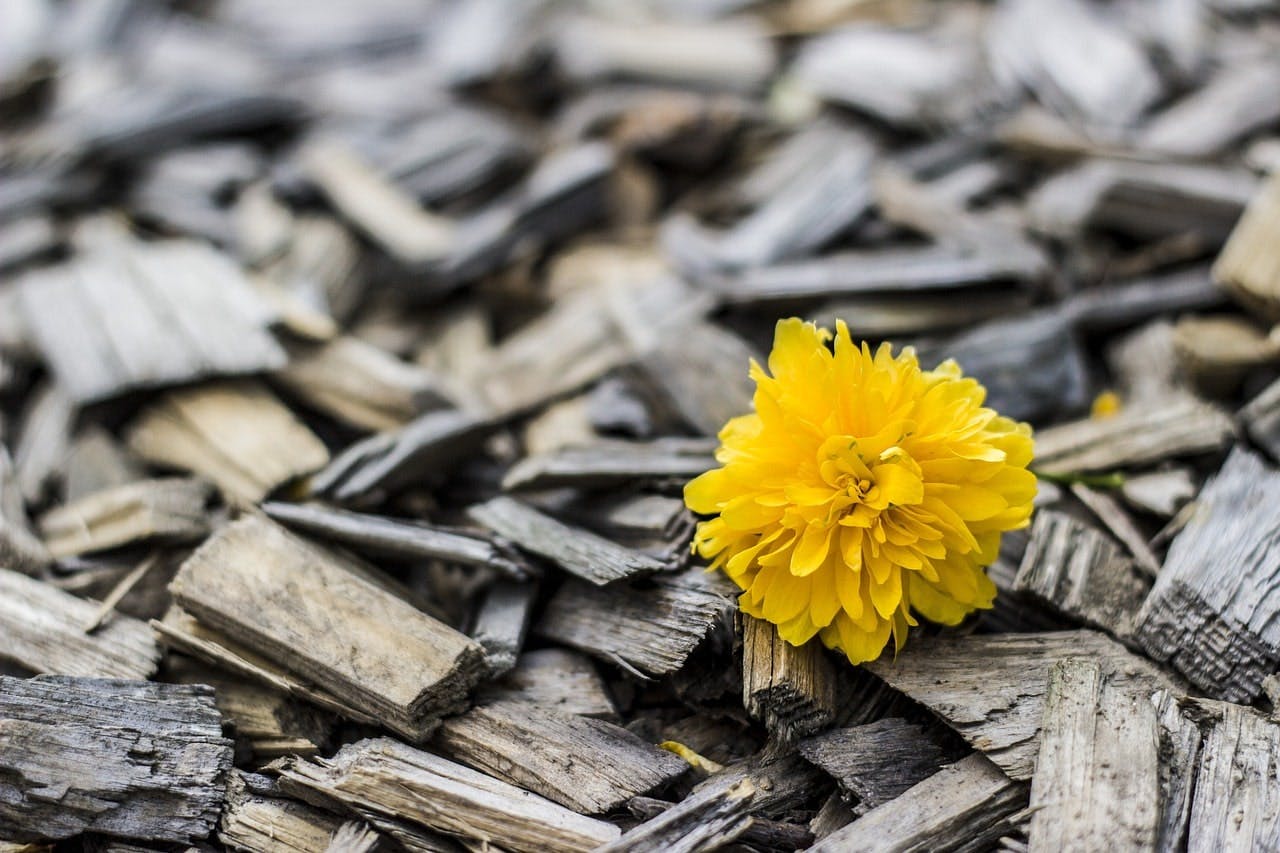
[684, 318, 1036, 665]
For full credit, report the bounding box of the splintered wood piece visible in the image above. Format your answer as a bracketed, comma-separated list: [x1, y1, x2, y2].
[469, 580, 536, 675]
[1068, 483, 1162, 575]
[311, 409, 493, 504]
[83, 552, 162, 632]
[1213, 170, 1280, 322]
[325, 821, 382, 853]
[596, 753, 820, 853]
[126, 381, 329, 504]
[797, 719, 956, 813]
[15, 239, 286, 403]
[263, 501, 530, 579]
[1241, 375, 1280, 464]
[1028, 659, 1161, 852]
[167, 656, 331, 759]
[219, 771, 347, 853]
[274, 336, 453, 432]
[1180, 698, 1280, 849]
[625, 796, 813, 850]
[1153, 692, 1202, 853]
[864, 631, 1176, 780]
[0, 447, 51, 575]
[636, 321, 756, 436]
[809, 753, 1027, 853]
[477, 649, 618, 719]
[1012, 509, 1152, 637]
[742, 615, 836, 741]
[436, 699, 688, 813]
[535, 567, 736, 676]
[1137, 448, 1280, 702]
[468, 496, 668, 585]
[38, 477, 213, 558]
[0, 568, 159, 679]
[1033, 394, 1235, 475]
[0, 675, 232, 844]
[302, 141, 456, 265]
[169, 515, 486, 739]
[502, 438, 716, 491]
[275, 737, 621, 853]
[13, 381, 73, 505]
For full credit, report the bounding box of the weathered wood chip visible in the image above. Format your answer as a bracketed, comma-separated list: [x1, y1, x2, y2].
[742, 615, 836, 741]
[126, 381, 329, 504]
[63, 426, 147, 503]
[1214, 169, 1280, 322]
[535, 567, 737, 677]
[634, 320, 757, 436]
[502, 437, 716, 492]
[0, 675, 232, 844]
[468, 495, 669, 585]
[169, 514, 486, 738]
[16, 239, 286, 403]
[219, 770, 347, 853]
[1068, 482, 1162, 576]
[38, 476, 213, 558]
[0, 447, 51, 574]
[436, 699, 687, 813]
[1142, 59, 1280, 158]
[1137, 448, 1280, 702]
[864, 630, 1176, 780]
[797, 718, 957, 814]
[1013, 509, 1152, 637]
[477, 648, 618, 719]
[1119, 467, 1196, 519]
[809, 753, 1027, 853]
[0, 568, 159, 679]
[275, 737, 621, 853]
[13, 380, 73, 505]
[1241, 375, 1280, 464]
[1028, 659, 1161, 852]
[469, 580, 536, 676]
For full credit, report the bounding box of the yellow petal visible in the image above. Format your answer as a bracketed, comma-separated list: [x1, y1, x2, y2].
[791, 523, 832, 576]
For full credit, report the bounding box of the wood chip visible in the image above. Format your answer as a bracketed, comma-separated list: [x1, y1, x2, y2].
[468, 495, 669, 585]
[469, 580, 536, 676]
[436, 699, 687, 813]
[742, 615, 836, 741]
[38, 477, 213, 558]
[477, 648, 618, 719]
[1241, 375, 1280, 464]
[0, 447, 51, 574]
[169, 514, 486, 739]
[0, 568, 160, 679]
[218, 770, 346, 853]
[275, 737, 621, 853]
[126, 381, 329, 504]
[502, 437, 716, 492]
[0, 675, 232, 844]
[1136, 448, 1280, 702]
[1028, 659, 1161, 852]
[1214, 170, 1280, 322]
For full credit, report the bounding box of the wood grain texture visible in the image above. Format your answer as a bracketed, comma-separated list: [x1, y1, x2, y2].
[219, 770, 347, 853]
[436, 699, 687, 813]
[477, 648, 618, 718]
[1013, 509, 1151, 638]
[1027, 659, 1161, 853]
[1136, 448, 1280, 702]
[502, 438, 716, 492]
[126, 381, 329, 504]
[0, 675, 232, 843]
[275, 737, 621, 853]
[1181, 698, 1280, 850]
[169, 514, 485, 739]
[469, 580, 536, 675]
[535, 567, 737, 676]
[38, 476, 213, 557]
[809, 753, 1027, 853]
[468, 495, 668, 585]
[864, 631, 1176, 780]
[0, 568, 159, 679]
[742, 615, 836, 741]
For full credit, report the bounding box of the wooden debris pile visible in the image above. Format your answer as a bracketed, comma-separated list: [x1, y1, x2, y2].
[2, 0, 1280, 850]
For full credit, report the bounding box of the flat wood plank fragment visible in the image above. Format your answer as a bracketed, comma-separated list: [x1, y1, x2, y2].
[1182, 699, 1280, 850]
[1033, 394, 1235, 475]
[170, 515, 485, 739]
[0, 568, 159, 679]
[535, 567, 736, 676]
[797, 718, 956, 813]
[15, 239, 285, 403]
[274, 336, 453, 432]
[38, 477, 213, 558]
[436, 699, 687, 813]
[597, 753, 820, 853]
[502, 438, 716, 491]
[263, 501, 529, 579]
[864, 631, 1176, 780]
[636, 320, 757, 435]
[126, 381, 329, 504]
[477, 648, 617, 718]
[1068, 483, 1162, 577]
[0, 675, 232, 843]
[1013, 509, 1151, 637]
[1213, 170, 1280, 322]
[742, 615, 837, 741]
[468, 495, 668, 585]
[1027, 659, 1161, 852]
[469, 580, 536, 675]
[809, 753, 1027, 853]
[13, 381, 73, 504]
[0, 447, 51, 574]
[1137, 448, 1280, 702]
[219, 770, 346, 853]
[275, 737, 621, 853]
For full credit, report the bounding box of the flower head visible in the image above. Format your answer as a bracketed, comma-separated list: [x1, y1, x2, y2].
[684, 318, 1035, 665]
